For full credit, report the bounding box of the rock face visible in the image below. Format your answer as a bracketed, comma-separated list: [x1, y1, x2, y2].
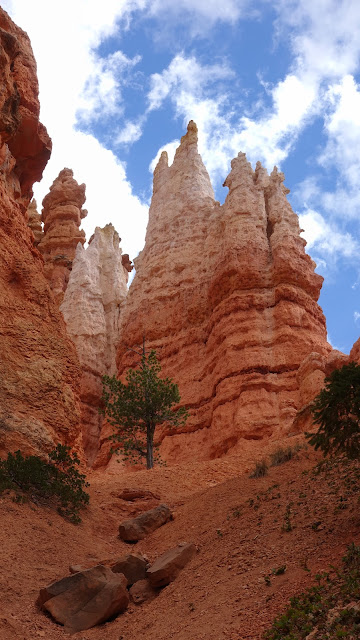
[38, 565, 129, 632]
[117, 121, 331, 463]
[38, 168, 87, 305]
[60, 224, 129, 465]
[27, 198, 43, 245]
[0, 8, 81, 457]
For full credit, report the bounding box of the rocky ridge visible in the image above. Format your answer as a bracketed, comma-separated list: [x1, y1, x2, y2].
[116, 121, 332, 464]
[0, 8, 81, 457]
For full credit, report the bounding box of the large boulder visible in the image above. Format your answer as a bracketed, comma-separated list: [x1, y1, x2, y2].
[111, 553, 148, 585]
[118, 504, 173, 542]
[37, 565, 129, 632]
[146, 543, 197, 587]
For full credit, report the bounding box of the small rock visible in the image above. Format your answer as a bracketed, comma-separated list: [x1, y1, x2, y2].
[119, 504, 173, 542]
[147, 543, 197, 587]
[37, 565, 129, 632]
[111, 553, 147, 585]
[129, 579, 159, 604]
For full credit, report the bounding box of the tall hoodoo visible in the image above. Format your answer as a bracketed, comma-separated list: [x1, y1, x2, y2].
[0, 8, 81, 457]
[38, 168, 87, 305]
[61, 224, 130, 465]
[116, 122, 331, 464]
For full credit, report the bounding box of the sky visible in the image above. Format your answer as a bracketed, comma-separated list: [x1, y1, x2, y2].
[2, 0, 360, 354]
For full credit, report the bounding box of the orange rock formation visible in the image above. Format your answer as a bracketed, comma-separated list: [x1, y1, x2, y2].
[116, 121, 332, 463]
[38, 168, 87, 305]
[0, 8, 81, 456]
[27, 198, 43, 245]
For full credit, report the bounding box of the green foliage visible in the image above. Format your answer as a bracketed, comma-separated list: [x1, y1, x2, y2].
[306, 362, 360, 459]
[250, 458, 268, 478]
[0, 444, 89, 524]
[101, 347, 188, 469]
[264, 544, 360, 640]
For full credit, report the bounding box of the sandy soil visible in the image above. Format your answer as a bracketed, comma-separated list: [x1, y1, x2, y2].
[0, 434, 359, 640]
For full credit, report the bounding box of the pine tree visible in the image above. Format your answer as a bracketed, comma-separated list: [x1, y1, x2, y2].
[101, 340, 188, 469]
[306, 362, 360, 459]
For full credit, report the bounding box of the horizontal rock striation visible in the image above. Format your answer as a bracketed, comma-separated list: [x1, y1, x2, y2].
[117, 121, 331, 463]
[0, 8, 81, 456]
[61, 224, 129, 465]
[38, 168, 87, 305]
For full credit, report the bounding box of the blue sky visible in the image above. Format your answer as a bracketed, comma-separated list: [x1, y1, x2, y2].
[3, 0, 360, 354]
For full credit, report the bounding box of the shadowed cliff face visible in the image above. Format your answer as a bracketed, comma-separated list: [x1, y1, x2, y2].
[116, 121, 332, 464]
[0, 8, 81, 457]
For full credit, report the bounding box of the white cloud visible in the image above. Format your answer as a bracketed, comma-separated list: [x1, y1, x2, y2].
[299, 208, 359, 259]
[354, 311, 360, 325]
[4, 0, 148, 259]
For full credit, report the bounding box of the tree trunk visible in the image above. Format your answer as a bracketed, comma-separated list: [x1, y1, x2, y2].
[146, 425, 154, 469]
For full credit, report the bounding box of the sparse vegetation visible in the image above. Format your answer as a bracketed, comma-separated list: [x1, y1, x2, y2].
[306, 362, 360, 460]
[282, 502, 294, 532]
[0, 444, 89, 524]
[270, 445, 299, 467]
[264, 544, 360, 640]
[250, 458, 268, 478]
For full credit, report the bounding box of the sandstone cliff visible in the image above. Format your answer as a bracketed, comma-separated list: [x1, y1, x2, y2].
[0, 8, 81, 456]
[116, 121, 332, 463]
[61, 224, 130, 465]
[38, 168, 87, 305]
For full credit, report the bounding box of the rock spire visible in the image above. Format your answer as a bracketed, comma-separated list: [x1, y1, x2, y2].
[27, 198, 43, 245]
[38, 168, 87, 305]
[61, 224, 130, 465]
[116, 122, 331, 464]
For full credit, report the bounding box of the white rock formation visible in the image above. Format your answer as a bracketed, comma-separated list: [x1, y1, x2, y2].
[61, 224, 130, 464]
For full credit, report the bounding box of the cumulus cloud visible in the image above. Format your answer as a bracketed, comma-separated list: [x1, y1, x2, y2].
[299, 208, 359, 259]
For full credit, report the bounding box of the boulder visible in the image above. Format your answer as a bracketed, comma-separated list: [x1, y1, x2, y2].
[146, 543, 197, 587]
[111, 553, 147, 585]
[118, 504, 173, 542]
[118, 488, 160, 501]
[37, 565, 129, 632]
[129, 579, 159, 605]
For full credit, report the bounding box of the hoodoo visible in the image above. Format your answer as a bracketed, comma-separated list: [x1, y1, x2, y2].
[116, 121, 332, 463]
[0, 8, 81, 456]
[61, 224, 131, 465]
[38, 168, 87, 305]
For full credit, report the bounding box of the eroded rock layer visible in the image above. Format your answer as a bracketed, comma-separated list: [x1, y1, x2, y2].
[27, 198, 43, 245]
[0, 8, 81, 456]
[117, 121, 331, 463]
[38, 168, 87, 305]
[61, 224, 130, 465]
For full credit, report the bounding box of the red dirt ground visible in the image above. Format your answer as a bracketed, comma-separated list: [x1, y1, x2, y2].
[0, 434, 359, 640]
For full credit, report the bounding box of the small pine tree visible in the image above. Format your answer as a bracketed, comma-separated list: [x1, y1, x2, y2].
[101, 343, 188, 469]
[306, 362, 360, 459]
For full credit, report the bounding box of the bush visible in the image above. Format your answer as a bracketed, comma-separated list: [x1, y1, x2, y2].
[250, 458, 268, 478]
[0, 444, 89, 524]
[306, 362, 360, 460]
[270, 445, 298, 466]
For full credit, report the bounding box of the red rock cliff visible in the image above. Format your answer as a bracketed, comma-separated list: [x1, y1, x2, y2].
[38, 168, 87, 305]
[116, 121, 332, 463]
[0, 8, 81, 456]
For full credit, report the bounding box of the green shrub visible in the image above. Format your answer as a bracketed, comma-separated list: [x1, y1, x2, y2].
[306, 362, 360, 460]
[250, 458, 268, 478]
[0, 444, 89, 524]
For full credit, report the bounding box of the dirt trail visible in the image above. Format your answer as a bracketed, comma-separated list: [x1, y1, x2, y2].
[0, 434, 359, 640]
